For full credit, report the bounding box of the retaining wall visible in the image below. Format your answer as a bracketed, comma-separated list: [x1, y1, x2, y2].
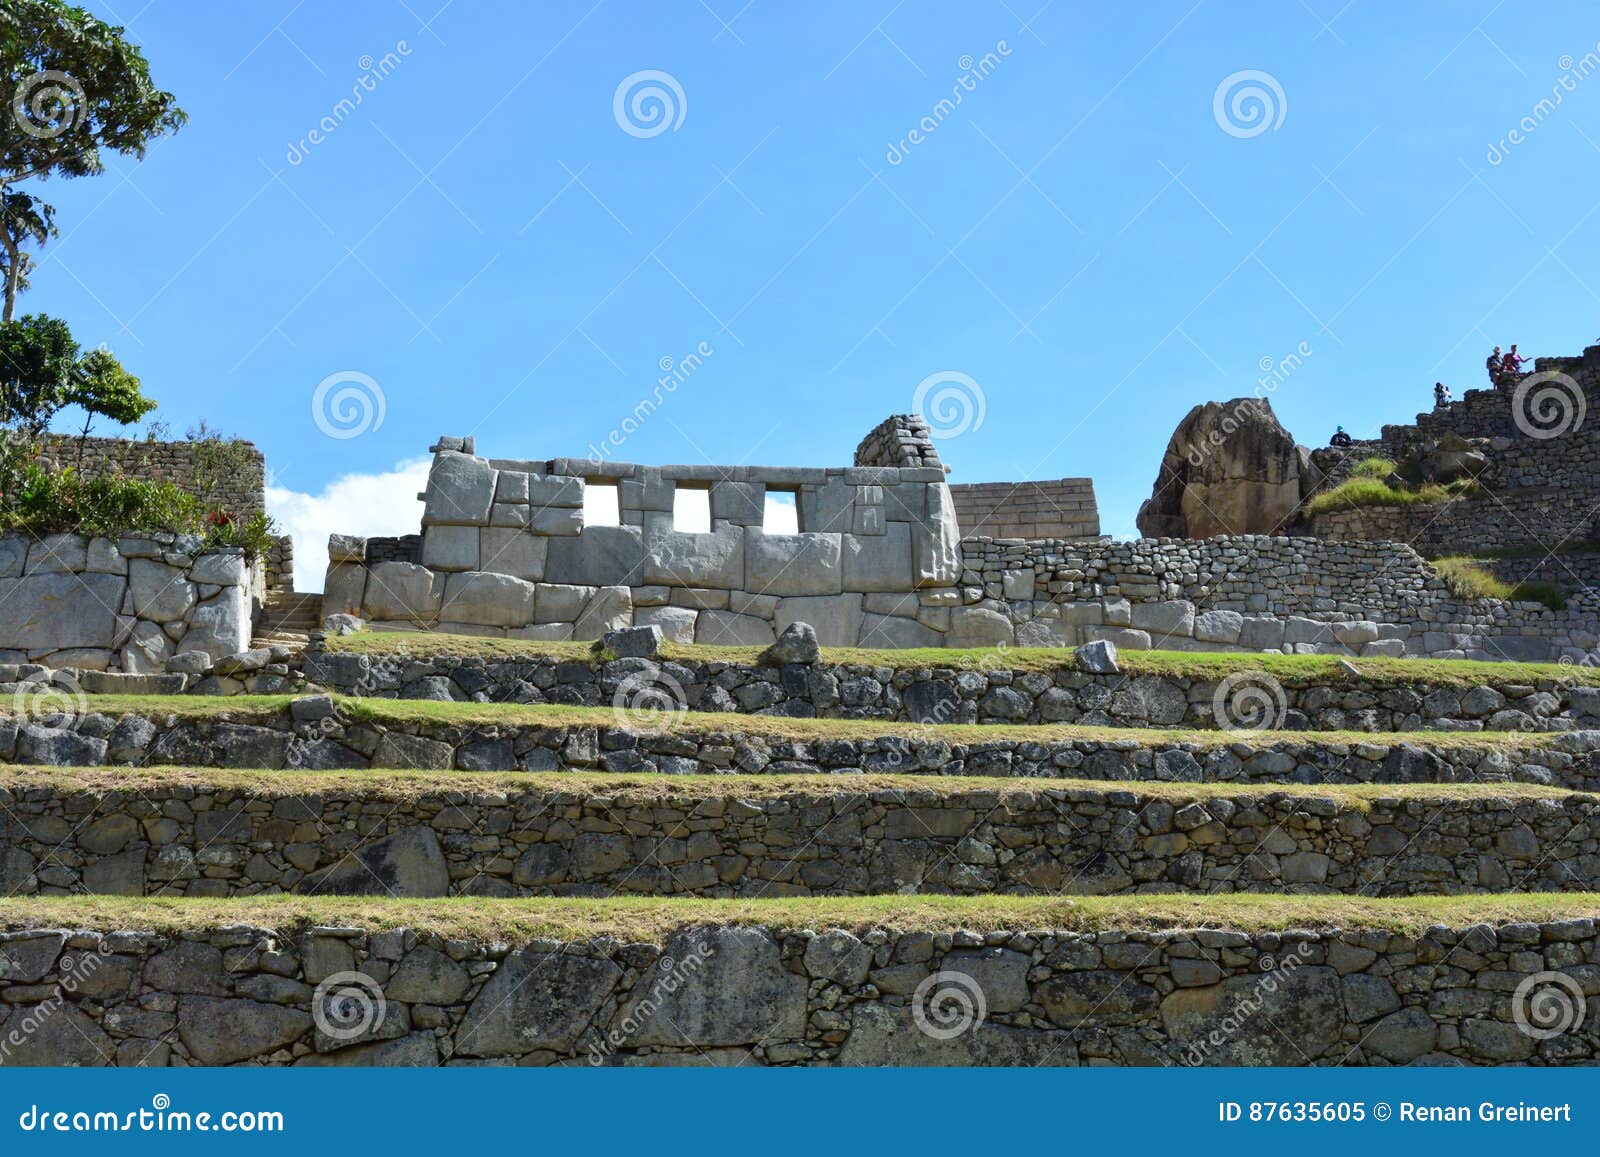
[0, 533, 253, 672]
[1, 918, 1596, 1065]
[303, 649, 1597, 733]
[7, 703, 1598, 788]
[6, 778, 1596, 899]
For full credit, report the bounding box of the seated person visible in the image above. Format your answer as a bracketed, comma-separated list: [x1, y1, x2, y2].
[1329, 425, 1352, 447]
[1434, 381, 1451, 407]
[1503, 343, 1525, 376]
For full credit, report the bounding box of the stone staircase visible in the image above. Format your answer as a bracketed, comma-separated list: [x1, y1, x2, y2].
[251, 589, 321, 649]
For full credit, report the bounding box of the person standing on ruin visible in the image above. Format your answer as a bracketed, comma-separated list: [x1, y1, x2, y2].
[1503, 343, 1526, 379]
[1486, 346, 1503, 386]
[1434, 382, 1451, 408]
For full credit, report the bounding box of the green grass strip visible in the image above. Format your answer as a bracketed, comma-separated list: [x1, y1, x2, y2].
[39, 694, 1569, 751]
[2, 893, 1598, 939]
[0, 765, 1586, 808]
[324, 631, 1600, 687]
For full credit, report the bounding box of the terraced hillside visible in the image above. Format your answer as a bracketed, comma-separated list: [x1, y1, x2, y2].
[1, 633, 1598, 1065]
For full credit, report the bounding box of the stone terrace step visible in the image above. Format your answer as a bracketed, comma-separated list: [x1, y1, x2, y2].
[6, 697, 1600, 788]
[303, 645, 1599, 733]
[5, 769, 1594, 899]
[0, 896, 1595, 1065]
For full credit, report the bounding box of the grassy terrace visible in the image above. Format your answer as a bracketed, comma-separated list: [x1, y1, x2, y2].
[32, 695, 1572, 751]
[325, 631, 1600, 687]
[2, 894, 1598, 939]
[0, 765, 1587, 807]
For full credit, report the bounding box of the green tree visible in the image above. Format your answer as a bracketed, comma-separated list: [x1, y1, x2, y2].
[0, 312, 153, 440]
[0, 0, 185, 316]
[0, 190, 56, 321]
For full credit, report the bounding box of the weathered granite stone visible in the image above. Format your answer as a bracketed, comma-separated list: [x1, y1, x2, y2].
[618, 927, 806, 1046]
[762, 621, 820, 665]
[178, 996, 312, 1065]
[423, 451, 497, 525]
[440, 572, 536, 627]
[456, 949, 621, 1057]
[305, 826, 450, 898]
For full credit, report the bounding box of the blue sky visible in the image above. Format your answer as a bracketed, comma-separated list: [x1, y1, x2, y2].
[18, 0, 1600, 585]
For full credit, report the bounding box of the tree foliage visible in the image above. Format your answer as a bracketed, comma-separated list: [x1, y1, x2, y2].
[0, 191, 56, 320]
[0, 312, 154, 438]
[0, 1, 185, 317]
[0, 0, 186, 186]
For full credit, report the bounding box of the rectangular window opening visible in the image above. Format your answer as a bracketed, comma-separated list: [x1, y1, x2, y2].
[673, 484, 712, 533]
[583, 480, 620, 528]
[764, 488, 799, 535]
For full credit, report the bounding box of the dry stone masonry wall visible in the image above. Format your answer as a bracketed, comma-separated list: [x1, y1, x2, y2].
[948, 478, 1101, 541]
[36, 434, 267, 517]
[303, 649, 1600, 733]
[1, 918, 1597, 1065]
[0, 533, 252, 672]
[6, 702, 1599, 789]
[5, 778, 1597, 900]
[323, 417, 1595, 661]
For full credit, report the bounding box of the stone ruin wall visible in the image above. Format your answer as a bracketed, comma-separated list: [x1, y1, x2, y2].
[7, 778, 1600, 900]
[324, 423, 1598, 661]
[36, 433, 267, 516]
[34, 432, 296, 596]
[0, 532, 253, 672]
[11, 701, 1598, 787]
[0, 918, 1596, 1065]
[948, 478, 1101, 541]
[1310, 350, 1600, 555]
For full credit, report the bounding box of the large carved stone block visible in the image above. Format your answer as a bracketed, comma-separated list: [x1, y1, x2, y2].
[0, 572, 128, 650]
[440, 572, 536, 627]
[545, 525, 646, 587]
[421, 525, 479, 571]
[841, 521, 913, 592]
[362, 562, 443, 622]
[422, 451, 497, 526]
[479, 528, 547, 582]
[774, 594, 861, 647]
[744, 531, 843, 596]
[642, 519, 744, 589]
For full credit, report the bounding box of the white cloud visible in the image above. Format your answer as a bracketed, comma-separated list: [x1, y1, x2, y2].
[266, 458, 431, 592]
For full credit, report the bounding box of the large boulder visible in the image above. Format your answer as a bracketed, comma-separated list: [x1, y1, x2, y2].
[1136, 397, 1306, 539]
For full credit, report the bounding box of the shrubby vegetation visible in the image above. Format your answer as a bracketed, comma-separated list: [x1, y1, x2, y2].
[1304, 472, 1484, 518]
[1431, 556, 1563, 610]
[0, 432, 276, 556]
